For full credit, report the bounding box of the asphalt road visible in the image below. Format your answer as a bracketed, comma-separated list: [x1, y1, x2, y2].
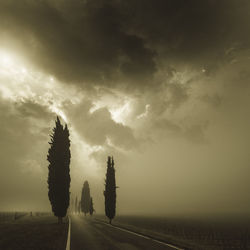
[70, 215, 182, 250]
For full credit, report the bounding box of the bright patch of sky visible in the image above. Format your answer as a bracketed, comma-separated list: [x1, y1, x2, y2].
[0, 48, 82, 122]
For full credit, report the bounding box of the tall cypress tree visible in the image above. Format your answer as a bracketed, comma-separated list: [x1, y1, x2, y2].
[81, 181, 91, 216]
[104, 156, 116, 224]
[47, 117, 71, 223]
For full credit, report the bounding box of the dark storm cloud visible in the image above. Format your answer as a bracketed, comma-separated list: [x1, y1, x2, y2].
[1, 0, 250, 89]
[124, 0, 250, 66]
[0, 0, 156, 88]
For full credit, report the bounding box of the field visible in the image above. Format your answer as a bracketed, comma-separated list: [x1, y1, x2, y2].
[95, 214, 250, 250]
[0, 212, 27, 222]
[1, 212, 249, 250]
[0, 212, 68, 250]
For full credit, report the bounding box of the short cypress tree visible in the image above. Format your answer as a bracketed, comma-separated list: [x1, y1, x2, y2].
[89, 197, 94, 216]
[47, 117, 71, 223]
[81, 181, 91, 216]
[104, 156, 116, 224]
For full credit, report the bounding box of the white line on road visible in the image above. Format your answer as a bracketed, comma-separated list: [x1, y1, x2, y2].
[66, 216, 71, 250]
[95, 220, 184, 250]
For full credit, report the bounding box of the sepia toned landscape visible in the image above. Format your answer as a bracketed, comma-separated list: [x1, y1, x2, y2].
[0, 0, 250, 249]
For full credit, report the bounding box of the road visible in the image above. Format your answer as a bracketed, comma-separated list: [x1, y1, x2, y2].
[70, 215, 183, 250]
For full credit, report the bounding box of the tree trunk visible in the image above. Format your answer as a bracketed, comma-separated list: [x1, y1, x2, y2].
[58, 217, 63, 223]
[84, 213, 86, 216]
[109, 219, 112, 224]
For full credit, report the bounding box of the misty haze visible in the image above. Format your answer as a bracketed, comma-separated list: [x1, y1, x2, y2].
[0, 0, 250, 249]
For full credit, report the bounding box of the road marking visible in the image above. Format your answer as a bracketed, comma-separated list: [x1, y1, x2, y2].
[95, 219, 184, 250]
[66, 216, 71, 250]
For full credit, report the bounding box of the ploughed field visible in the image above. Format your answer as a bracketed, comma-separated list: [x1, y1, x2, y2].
[95, 214, 250, 250]
[0, 212, 68, 250]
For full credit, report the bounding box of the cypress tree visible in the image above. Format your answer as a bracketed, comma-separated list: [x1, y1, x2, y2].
[104, 156, 116, 224]
[89, 197, 94, 216]
[47, 117, 71, 223]
[81, 181, 91, 216]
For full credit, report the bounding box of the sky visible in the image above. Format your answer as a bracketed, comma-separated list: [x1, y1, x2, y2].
[0, 0, 250, 216]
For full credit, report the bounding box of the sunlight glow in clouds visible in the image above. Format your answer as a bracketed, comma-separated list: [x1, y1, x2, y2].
[90, 95, 133, 125]
[0, 51, 13, 66]
[0, 48, 70, 121]
[109, 101, 131, 124]
[0, 50, 28, 77]
[0, 49, 20, 74]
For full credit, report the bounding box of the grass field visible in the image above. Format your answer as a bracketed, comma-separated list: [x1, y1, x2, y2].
[94, 214, 250, 250]
[0, 213, 68, 250]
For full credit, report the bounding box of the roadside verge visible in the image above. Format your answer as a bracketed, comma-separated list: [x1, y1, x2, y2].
[94, 218, 190, 250]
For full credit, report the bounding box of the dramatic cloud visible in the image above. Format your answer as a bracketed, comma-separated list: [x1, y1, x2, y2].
[1, 0, 250, 89]
[65, 100, 137, 149]
[0, 0, 156, 89]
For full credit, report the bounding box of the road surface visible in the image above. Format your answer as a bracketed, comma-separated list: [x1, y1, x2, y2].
[70, 215, 183, 250]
